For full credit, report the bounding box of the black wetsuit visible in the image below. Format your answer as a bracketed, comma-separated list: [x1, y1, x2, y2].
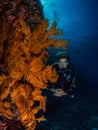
[48, 63, 75, 93]
[44, 63, 76, 118]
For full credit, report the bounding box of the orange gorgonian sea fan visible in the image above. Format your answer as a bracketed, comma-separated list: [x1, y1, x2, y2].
[0, 19, 68, 130]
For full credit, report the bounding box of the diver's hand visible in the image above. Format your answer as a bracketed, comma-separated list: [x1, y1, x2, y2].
[53, 89, 67, 97]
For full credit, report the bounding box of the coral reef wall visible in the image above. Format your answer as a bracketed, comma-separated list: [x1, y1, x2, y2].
[0, 0, 44, 29]
[0, 0, 68, 130]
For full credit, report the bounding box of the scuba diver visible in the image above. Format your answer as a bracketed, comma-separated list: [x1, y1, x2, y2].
[44, 51, 77, 119]
[48, 51, 76, 97]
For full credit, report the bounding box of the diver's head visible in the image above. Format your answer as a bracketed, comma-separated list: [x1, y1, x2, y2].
[56, 52, 69, 69]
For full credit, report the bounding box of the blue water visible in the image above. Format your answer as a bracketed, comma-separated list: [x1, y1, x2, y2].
[36, 2, 98, 129]
[41, 0, 98, 97]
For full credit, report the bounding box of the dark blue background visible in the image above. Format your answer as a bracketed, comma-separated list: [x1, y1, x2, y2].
[41, 0, 98, 97]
